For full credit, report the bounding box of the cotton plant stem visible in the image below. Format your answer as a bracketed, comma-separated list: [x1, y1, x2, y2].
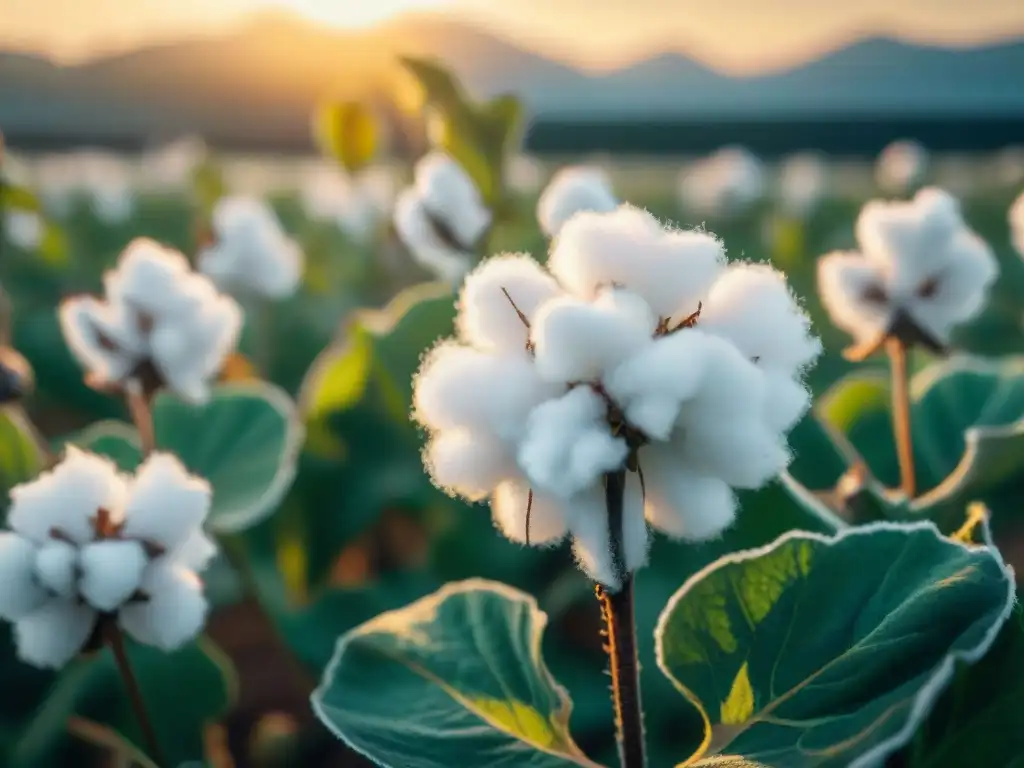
[125, 378, 155, 455]
[886, 337, 916, 499]
[596, 469, 646, 768]
[104, 621, 167, 768]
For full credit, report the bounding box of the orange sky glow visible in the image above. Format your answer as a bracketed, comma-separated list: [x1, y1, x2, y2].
[0, 0, 1022, 72]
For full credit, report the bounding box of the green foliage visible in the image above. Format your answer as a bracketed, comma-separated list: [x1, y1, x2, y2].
[783, 355, 1024, 533]
[8, 637, 236, 768]
[313, 100, 378, 174]
[0, 407, 43, 516]
[401, 56, 523, 210]
[312, 579, 603, 768]
[655, 522, 1015, 767]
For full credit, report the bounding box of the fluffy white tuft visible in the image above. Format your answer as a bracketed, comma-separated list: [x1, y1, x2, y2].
[518, 387, 627, 499]
[119, 564, 208, 651]
[0, 533, 47, 620]
[14, 599, 97, 669]
[423, 430, 514, 502]
[641, 450, 737, 541]
[679, 146, 765, 217]
[456, 254, 562, 353]
[876, 140, 929, 194]
[536, 166, 618, 239]
[777, 152, 827, 218]
[549, 204, 726, 319]
[818, 187, 999, 344]
[491, 481, 568, 546]
[393, 187, 473, 284]
[198, 195, 305, 299]
[121, 453, 212, 557]
[34, 541, 78, 599]
[78, 540, 148, 612]
[299, 165, 390, 245]
[9, 446, 126, 546]
[5, 210, 44, 251]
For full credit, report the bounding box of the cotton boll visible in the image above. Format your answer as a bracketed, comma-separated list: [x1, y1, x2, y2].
[700, 263, 821, 375]
[549, 204, 725, 320]
[537, 165, 618, 239]
[198, 196, 304, 299]
[763, 373, 813, 433]
[5, 210, 44, 251]
[816, 252, 891, 342]
[34, 541, 78, 599]
[456, 253, 563, 352]
[394, 188, 472, 283]
[0, 534, 47, 620]
[14, 599, 97, 669]
[423, 431, 515, 501]
[9, 447, 127, 546]
[531, 293, 654, 384]
[413, 152, 491, 249]
[121, 453, 211, 555]
[414, 343, 560, 441]
[119, 564, 207, 651]
[876, 140, 928, 194]
[518, 387, 627, 499]
[491, 481, 568, 546]
[679, 147, 765, 218]
[777, 153, 827, 218]
[566, 486, 617, 589]
[640, 450, 736, 542]
[78, 540, 148, 612]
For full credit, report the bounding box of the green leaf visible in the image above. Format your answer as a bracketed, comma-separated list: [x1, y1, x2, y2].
[10, 637, 236, 768]
[0, 407, 43, 517]
[153, 383, 303, 533]
[401, 56, 520, 207]
[896, 606, 1024, 767]
[58, 384, 303, 534]
[0, 183, 41, 214]
[312, 579, 603, 768]
[811, 356, 1024, 528]
[313, 101, 377, 174]
[656, 521, 1014, 768]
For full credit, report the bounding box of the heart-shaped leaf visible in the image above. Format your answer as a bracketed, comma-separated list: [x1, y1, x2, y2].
[8, 637, 236, 768]
[312, 579, 603, 768]
[58, 383, 303, 533]
[656, 521, 1014, 768]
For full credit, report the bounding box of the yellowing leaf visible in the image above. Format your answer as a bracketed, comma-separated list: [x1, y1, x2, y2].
[471, 698, 561, 750]
[720, 663, 754, 725]
[314, 101, 377, 174]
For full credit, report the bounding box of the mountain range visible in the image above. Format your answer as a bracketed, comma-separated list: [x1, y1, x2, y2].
[2, 11, 1023, 150]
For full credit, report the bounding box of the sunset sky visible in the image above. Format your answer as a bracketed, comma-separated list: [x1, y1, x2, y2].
[1, 0, 1023, 72]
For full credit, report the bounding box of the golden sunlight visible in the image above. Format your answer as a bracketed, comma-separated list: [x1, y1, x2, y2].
[260, 0, 453, 28]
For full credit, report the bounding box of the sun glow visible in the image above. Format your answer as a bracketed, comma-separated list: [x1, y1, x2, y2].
[256, 0, 453, 28]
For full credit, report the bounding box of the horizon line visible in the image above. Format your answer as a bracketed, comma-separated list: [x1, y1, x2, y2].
[3, 8, 1024, 77]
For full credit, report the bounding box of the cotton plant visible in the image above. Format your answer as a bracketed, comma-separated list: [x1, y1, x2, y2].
[393, 150, 491, 284]
[776, 152, 828, 219]
[0, 448, 216, 668]
[60, 237, 243, 404]
[818, 187, 998, 497]
[197, 195, 304, 300]
[678, 146, 765, 219]
[299, 165, 392, 246]
[536, 165, 618, 239]
[876, 139, 929, 195]
[75, 150, 137, 224]
[139, 135, 208, 193]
